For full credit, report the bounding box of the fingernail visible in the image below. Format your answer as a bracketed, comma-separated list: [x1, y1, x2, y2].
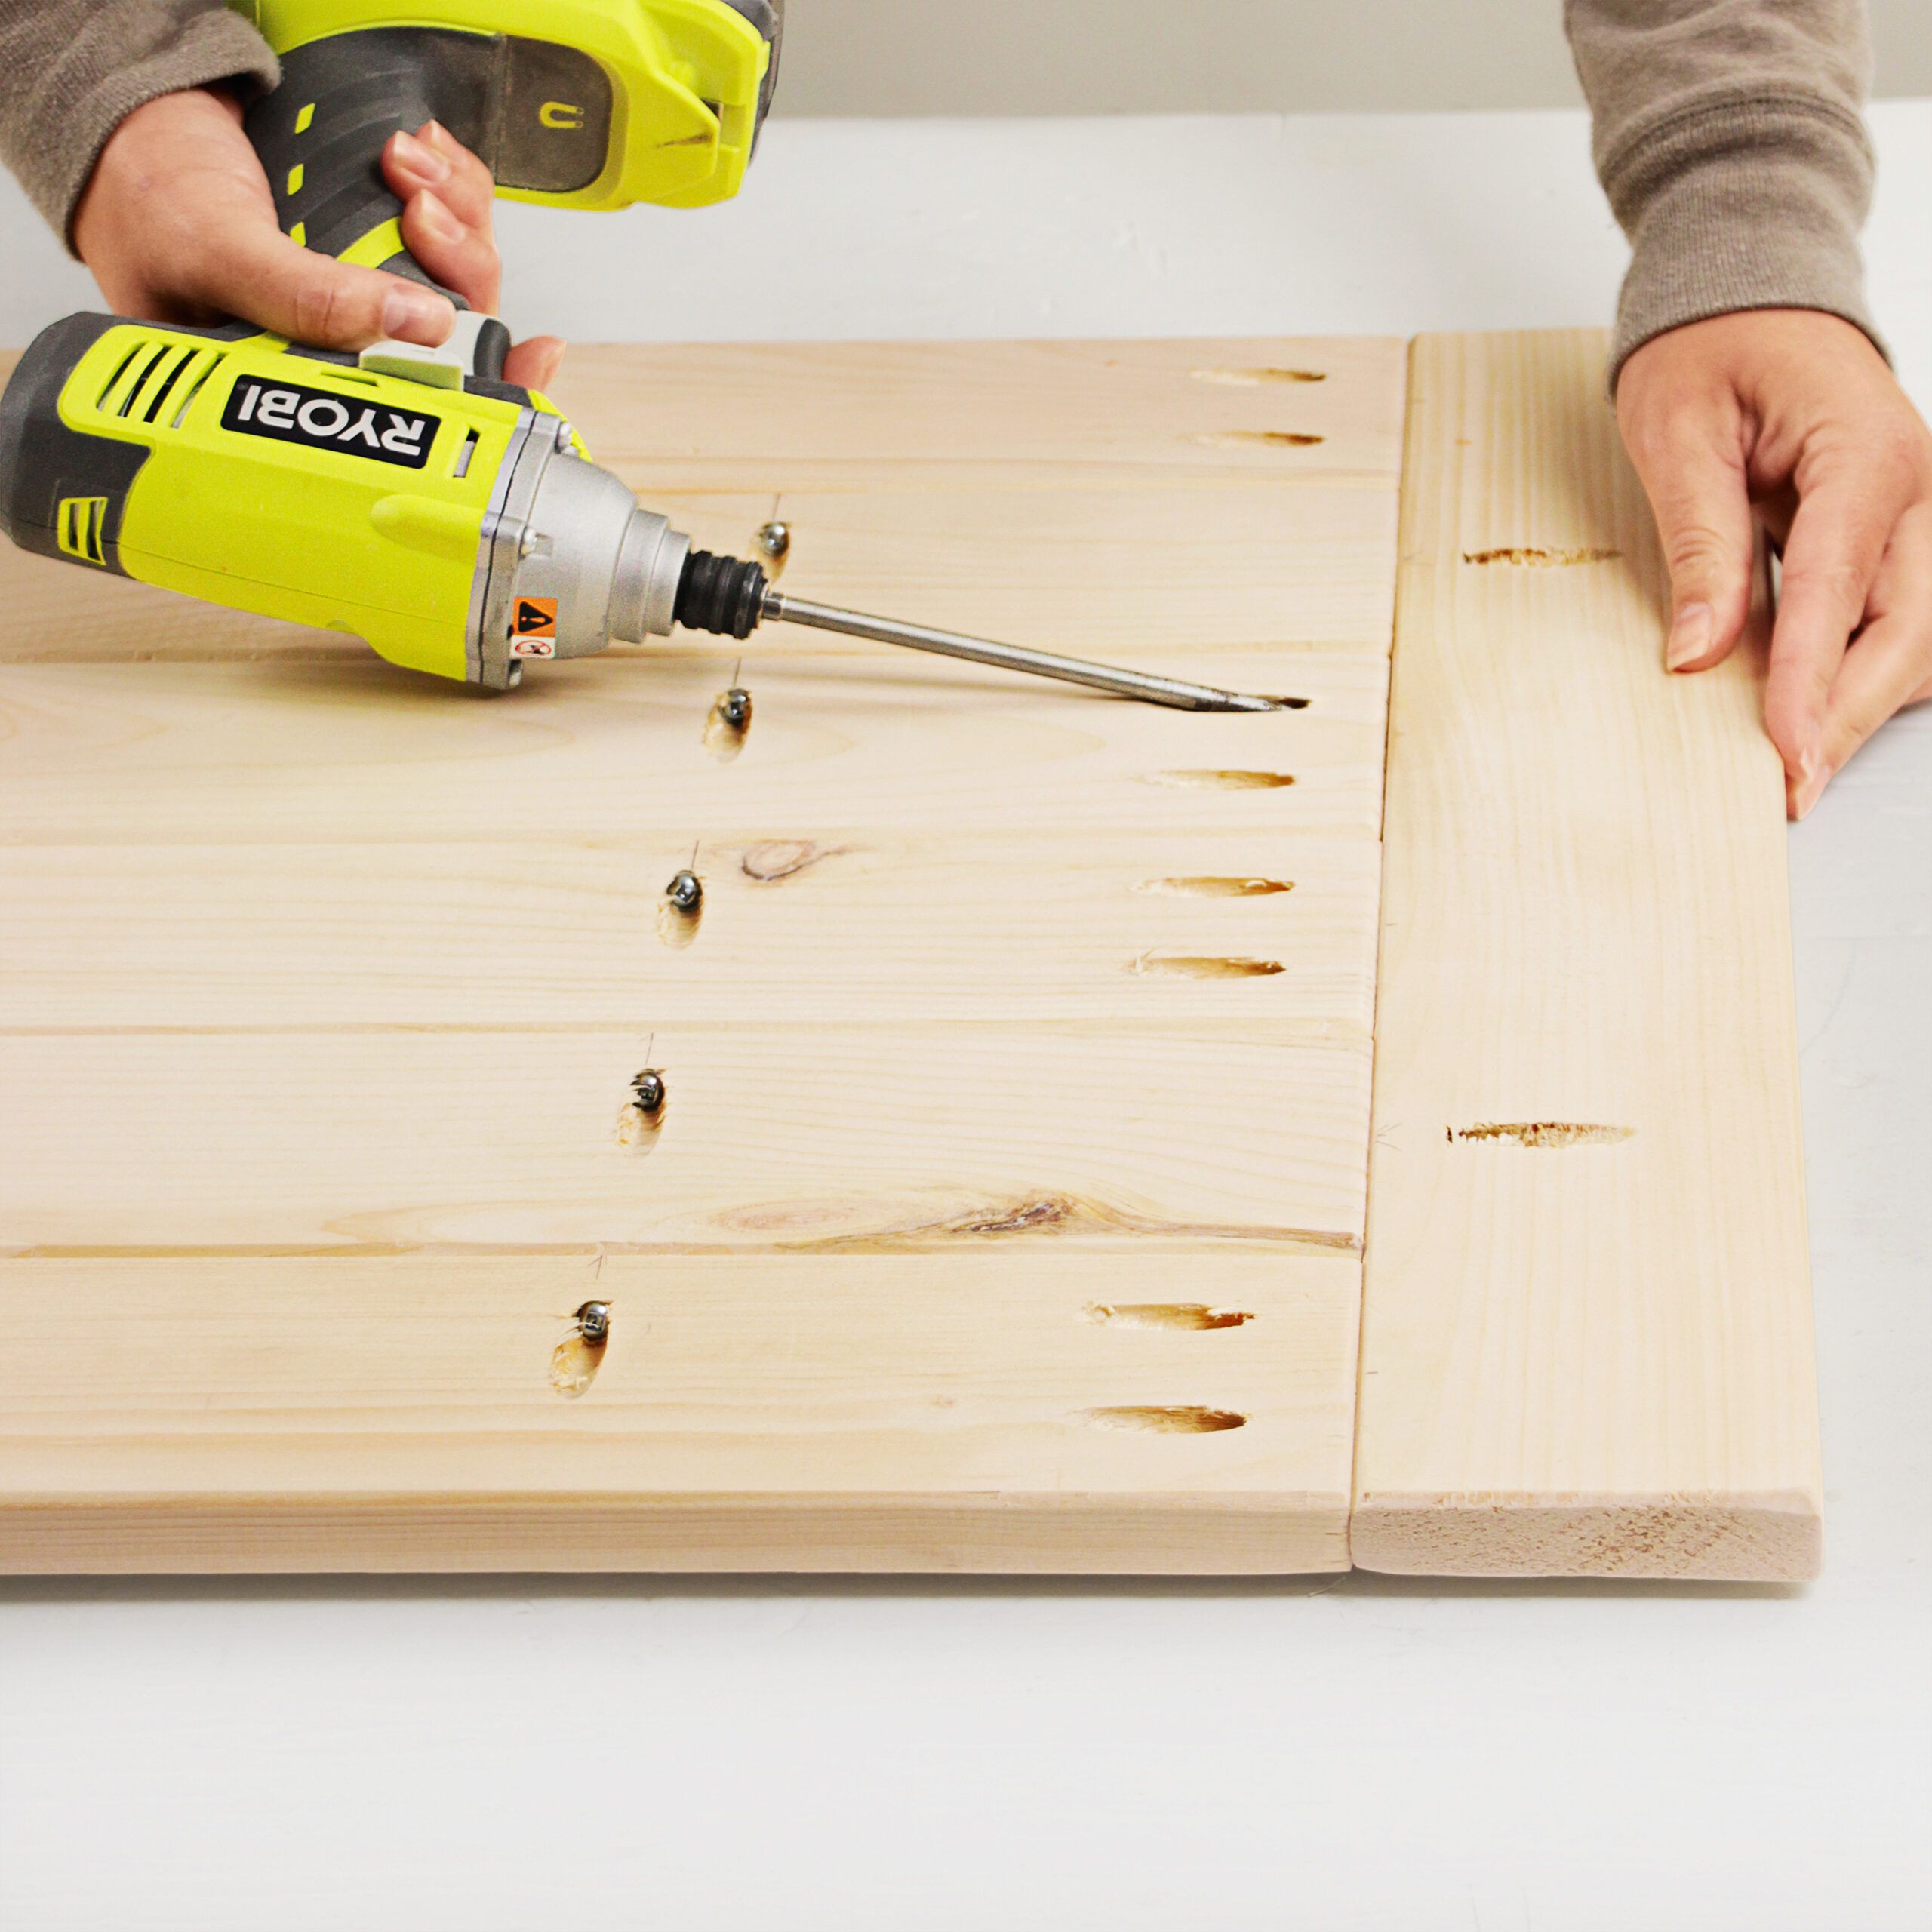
[1788, 746, 1830, 820]
[382, 285, 452, 342]
[414, 189, 466, 245]
[391, 128, 450, 182]
[1667, 603, 1712, 671]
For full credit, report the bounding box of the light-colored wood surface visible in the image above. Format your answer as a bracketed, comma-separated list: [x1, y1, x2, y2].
[0, 331, 1823, 1577]
[555, 337, 1409, 492]
[5, 1024, 1371, 1254]
[0, 339, 1402, 665]
[0, 1255, 1361, 1572]
[0, 649, 1389, 841]
[0, 832, 1383, 1027]
[1353, 331, 1820, 1580]
[0, 335, 1405, 1573]
[0, 485, 1400, 663]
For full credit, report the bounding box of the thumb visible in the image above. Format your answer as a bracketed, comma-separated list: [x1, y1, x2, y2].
[184, 221, 455, 352]
[1625, 427, 1758, 673]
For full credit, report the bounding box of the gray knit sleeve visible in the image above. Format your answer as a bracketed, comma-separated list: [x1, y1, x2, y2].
[0, 0, 278, 248]
[1565, 0, 1881, 382]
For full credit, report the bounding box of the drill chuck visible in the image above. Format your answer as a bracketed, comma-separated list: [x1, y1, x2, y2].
[674, 549, 769, 639]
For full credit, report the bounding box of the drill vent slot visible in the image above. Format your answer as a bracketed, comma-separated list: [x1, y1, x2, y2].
[115, 344, 175, 419]
[140, 347, 198, 424]
[451, 428, 480, 478]
[56, 495, 108, 566]
[96, 342, 147, 411]
[165, 351, 223, 428]
[93, 339, 227, 429]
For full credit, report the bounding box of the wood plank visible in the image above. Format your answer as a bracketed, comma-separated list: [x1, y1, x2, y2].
[551, 337, 1408, 491]
[1354, 330, 1820, 1580]
[0, 648, 1389, 843]
[0, 337, 1405, 484]
[0, 481, 1398, 665]
[0, 833, 1382, 1029]
[0, 334, 1403, 1573]
[2, 1023, 1369, 1254]
[0, 335, 1404, 666]
[0, 1255, 1361, 1574]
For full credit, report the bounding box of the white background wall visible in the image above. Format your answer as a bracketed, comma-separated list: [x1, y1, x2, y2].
[774, 0, 1932, 115]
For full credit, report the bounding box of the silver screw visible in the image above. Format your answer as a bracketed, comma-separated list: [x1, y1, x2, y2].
[666, 868, 703, 913]
[554, 419, 576, 451]
[631, 1068, 666, 1115]
[755, 520, 790, 561]
[577, 1301, 611, 1345]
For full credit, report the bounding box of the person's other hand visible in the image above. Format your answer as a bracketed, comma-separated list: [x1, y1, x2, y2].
[1617, 309, 1932, 817]
[73, 87, 565, 391]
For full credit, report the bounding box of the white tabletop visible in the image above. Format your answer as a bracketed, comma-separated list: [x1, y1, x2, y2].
[2, 105, 1927, 1930]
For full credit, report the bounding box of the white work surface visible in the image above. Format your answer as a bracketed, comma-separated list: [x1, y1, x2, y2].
[2, 106, 1928, 1930]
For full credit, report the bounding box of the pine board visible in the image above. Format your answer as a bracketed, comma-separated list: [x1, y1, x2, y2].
[534, 337, 1409, 493]
[0, 833, 1383, 1028]
[0, 331, 1820, 1577]
[5, 1024, 1370, 1254]
[0, 484, 1399, 665]
[0, 336, 1402, 1574]
[1354, 332, 1820, 1580]
[0, 1254, 1363, 1573]
[0, 648, 1391, 843]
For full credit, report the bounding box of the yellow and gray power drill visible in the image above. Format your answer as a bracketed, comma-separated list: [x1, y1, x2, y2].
[0, 0, 1280, 712]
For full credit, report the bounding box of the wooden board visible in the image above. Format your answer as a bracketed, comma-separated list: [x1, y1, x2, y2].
[539, 337, 1409, 493]
[0, 331, 1820, 1577]
[0, 1255, 1364, 1573]
[0, 487, 1400, 665]
[1354, 332, 1821, 1580]
[0, 648, 1392, 842]
[0, 336, 1404, 1574]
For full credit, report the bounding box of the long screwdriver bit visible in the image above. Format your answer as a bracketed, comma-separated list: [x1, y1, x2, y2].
[760, 590, 1291, 714]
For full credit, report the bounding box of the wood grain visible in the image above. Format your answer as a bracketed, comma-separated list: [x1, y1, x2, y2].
[0, 334, 1404, 1573]
[0, 483, 1398, 665]
[1353, 331, 1820, 1580]
[549, 337, 1408, 492]
[0, 649, 1389, 843]
[0, 1255, 1361, 1573]
[0, 340, 1404, 666]
[0, 832, 1382, 1028]
[2, 1023, 1371, 1254]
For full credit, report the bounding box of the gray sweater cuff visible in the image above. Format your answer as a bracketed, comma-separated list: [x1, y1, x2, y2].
[1602, 94, 1881, 383]
[2, 5, 278, 250]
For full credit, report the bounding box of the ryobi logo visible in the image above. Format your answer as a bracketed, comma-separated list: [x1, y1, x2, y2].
[220, 377, 438, 469]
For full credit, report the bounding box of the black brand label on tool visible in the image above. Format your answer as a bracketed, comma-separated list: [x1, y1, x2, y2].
[221, 377, 438, 469]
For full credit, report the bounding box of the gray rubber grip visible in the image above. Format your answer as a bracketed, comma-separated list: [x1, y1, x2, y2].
[246, 29, 491, 271]
[244, 28, 520, 378]
[245, 27, 618, 258]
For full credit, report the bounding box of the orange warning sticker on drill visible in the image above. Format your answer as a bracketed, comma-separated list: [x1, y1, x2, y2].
[513, 597, 558, 638]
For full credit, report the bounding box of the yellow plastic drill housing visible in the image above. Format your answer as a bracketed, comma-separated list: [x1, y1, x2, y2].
[1, 316, 530, 678]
